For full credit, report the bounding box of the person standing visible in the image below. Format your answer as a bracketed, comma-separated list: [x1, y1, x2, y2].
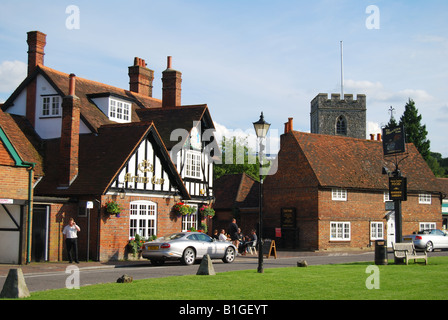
[228, 218, 239, 248]
[62, 218, 81, 263]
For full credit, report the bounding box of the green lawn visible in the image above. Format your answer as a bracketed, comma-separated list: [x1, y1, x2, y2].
[19, 257, 448, 300]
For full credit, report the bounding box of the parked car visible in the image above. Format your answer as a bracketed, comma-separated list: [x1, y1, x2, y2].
[141, 232, 237, 265]
[402, 229, 448, 252]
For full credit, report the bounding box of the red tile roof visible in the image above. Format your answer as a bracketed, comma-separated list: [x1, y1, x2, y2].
[214, 173, 260, 209]
[289, 131, 441, 193]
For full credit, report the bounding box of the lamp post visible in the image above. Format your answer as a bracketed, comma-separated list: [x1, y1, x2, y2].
[253, 112, 270, 273]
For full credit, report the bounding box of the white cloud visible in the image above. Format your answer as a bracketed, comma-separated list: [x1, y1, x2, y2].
[344, 79, 433, 103]
[0, 60, 26, 92]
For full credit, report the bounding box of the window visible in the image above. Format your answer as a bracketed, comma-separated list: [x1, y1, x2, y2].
[185, 151, 202, 179]
[419, 222, 436, 231]
[419, 193, 431, 204]
[41, 96, 61, 117]
[332, 188, 347, 201]
[109, 99, 131, 122]
[182, 205, 198, 232]
[383, 191, 390, 202]
[129, 201, 157, 239]
[370, 222, 384, 240]
[336, 116, 347, 135]
[330, 222, 350, 241]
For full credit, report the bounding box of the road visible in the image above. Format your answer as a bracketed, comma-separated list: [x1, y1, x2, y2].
[1, 250, 447, 293]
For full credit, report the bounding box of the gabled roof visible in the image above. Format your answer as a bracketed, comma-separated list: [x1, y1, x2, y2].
[35, 122, 189, 198]
[2, 65, 162, 133]
[289, 131, 441, 193]
[214, 173, 260, 210]
[0, 109, 43, 178]
[137, 105, 215, 149]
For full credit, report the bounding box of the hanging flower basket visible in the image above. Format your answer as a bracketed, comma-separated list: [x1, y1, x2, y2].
[199, 205, 215, 218]
[173, 202, 196, 216]
[105, 200, 123, 217]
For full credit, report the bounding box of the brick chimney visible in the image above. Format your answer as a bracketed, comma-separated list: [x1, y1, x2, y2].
[59, 74, 80, 188]
[128, 57, 154, 97]
[162, 56, 182, 107]
[284, 118, 293, 134]
[27, 31, 46, 76]
[26, 31, 46, 127]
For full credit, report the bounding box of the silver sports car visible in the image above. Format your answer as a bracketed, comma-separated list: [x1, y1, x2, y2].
[141, 232, 237, 265]
[403, 229, 448, 252]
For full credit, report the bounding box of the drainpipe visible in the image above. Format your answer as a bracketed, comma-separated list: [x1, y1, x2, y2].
[22, 161, 35, 265]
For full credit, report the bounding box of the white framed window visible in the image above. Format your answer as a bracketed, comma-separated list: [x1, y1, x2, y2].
[129, 201, 157, 239]
[419, 222, 436, 231]
[330, 222, 350, 241]
[109, 99, 131, 122]
[383, 191, 390, 202]
[41, 96, 61, 117]
[370, 222, 384, 240]
[185, 151, 202, 179]
[419, 193, 431, 204]
[332, 188, 347, 201]
[182, 204, 198, 232]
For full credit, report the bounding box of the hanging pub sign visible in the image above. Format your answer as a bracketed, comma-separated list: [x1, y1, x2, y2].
[281, 208, 296, 229]
[382, 125, 406, 156]
[389, 176, 407, 201]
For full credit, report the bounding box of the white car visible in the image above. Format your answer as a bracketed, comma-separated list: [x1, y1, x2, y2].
[141, 232, 237, 265]
[403, 229, 448, 252]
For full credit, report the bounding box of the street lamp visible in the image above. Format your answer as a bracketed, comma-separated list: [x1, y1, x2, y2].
[253, 112, 270, 273]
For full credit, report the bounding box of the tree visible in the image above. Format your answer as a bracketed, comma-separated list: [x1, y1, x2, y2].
[399, 98, 431, 161]
[213, 136, 259, 181]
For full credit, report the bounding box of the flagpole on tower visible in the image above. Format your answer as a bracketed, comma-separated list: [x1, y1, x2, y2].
[340, 40, 344, 97]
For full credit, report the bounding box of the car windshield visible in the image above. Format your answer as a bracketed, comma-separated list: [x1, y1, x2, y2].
[157, 233, 186, 241]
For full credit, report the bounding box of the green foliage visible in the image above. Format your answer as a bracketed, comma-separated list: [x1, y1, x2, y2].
[214, 136, 260, 181]
[399, 98, 431, 161]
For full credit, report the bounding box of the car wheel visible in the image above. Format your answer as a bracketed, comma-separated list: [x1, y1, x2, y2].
[182, 247, 196, 265]
[426, 241, 434, 252]
[222, 246, 236, 263]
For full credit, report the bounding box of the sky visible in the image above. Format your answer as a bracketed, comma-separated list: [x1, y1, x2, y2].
[0, 0, 447, 156]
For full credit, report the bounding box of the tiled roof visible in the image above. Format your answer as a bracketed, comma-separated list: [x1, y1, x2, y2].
[290, 131, 441, 193]
[214, 173, 260, 209]
[137, 105, 214, 149]
[0, 109, 44, 178]
[35, 122, 189, 198]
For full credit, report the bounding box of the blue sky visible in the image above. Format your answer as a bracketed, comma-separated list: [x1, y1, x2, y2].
[0, 0, 447, 156]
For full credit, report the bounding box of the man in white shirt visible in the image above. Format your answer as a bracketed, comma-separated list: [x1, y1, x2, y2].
[62, 218, 81, 263]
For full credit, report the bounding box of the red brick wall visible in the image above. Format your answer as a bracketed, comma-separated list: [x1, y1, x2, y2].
[98, 195, 183, 261]
[263, 132, 443, 251]
[0, 166, 29, 200]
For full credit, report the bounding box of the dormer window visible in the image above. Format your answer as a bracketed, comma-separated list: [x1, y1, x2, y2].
[41, 95, 61, 117]
[109, 99, 131, 122]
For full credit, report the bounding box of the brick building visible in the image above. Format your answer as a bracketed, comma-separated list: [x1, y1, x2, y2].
[263, 120, 443, 251]
[0, 31, 217, 262]
[213, 173, 260, 236]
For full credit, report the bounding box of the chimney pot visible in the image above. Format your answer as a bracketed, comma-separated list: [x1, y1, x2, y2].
[167, 56, 172, 69]
[370, 134, 375, 140]
[69, 73, 76, 96]
[377, 133, 382, 141]
[128, 57, 154, 97]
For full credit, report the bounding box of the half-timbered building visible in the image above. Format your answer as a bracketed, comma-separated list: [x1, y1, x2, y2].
[0, 31, 217, 262]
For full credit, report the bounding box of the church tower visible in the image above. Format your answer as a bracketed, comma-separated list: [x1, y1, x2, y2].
[310, 93, 366, 139]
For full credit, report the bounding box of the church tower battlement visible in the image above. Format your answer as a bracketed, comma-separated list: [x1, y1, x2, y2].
[310, 93, 366, 139]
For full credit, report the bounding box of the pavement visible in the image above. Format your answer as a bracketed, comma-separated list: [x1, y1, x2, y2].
[0, 249, 373, 277]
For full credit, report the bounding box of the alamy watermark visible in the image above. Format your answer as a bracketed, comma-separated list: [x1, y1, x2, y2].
[366, 5, 380, 30]
[66, 5, 81, 30]
[365, 265, 380, 290]
[65, 265, 80, 289]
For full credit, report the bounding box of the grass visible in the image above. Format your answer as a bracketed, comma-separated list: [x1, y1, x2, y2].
[16, 257, 448, 300]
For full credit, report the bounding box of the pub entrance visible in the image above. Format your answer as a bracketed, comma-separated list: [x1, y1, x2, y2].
[31, 205, 49, 262]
